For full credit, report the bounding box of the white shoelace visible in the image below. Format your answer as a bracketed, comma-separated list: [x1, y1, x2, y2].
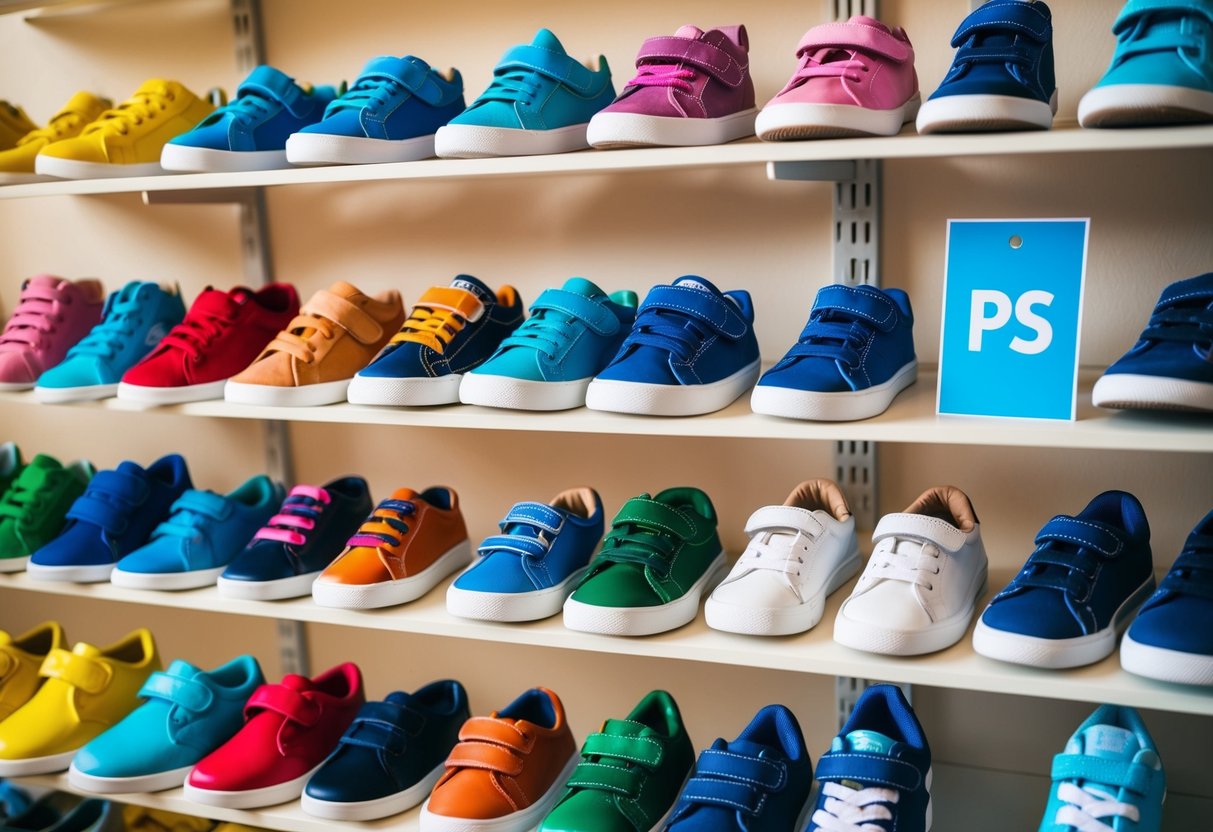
[736, 531, 810, 596]
[810, 781, 898, 832]
[866, 536, 940, 590]
[1054, 782, 1141, 832]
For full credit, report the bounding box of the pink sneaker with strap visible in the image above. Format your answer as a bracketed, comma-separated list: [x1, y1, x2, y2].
[0, 276, 105, 391]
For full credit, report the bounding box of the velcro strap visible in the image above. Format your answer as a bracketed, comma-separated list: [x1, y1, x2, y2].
[680, 778, 764, 814]
[815, 753, 922, 792]
[300, 291, 385, 345]
[1052, 754, 1154, 795]
[639, 285, 749, 340]
[478, 534, 548, 558]
[695, 749, 786, 790]
[342, 714, 410, 754]
[446, 741, 524, 776]
[1115, 0, 1213, 32]
[0, 651, 13, 680]
[531, 289, 620, 336]
[245, 684, 320, 726]
[40, 649, 109, 693]
[416, 286, 486, 322]
[498, 44, 600, 94]
[955, 44, 1036, 66]
[1036, 517, 1124, 558]
[237, 65, 304, 116]
[745, 506, 825, 539]
[66, 494, 130, 535]
[583, 729, 664, 767]
[459, 716, 534, 752]
[566, 761, 641, 795]
[797, 22, 911, 62]
[612, 497, 696, 541]
[173, 490, 232, 521]
[952, 1, 1052, 45]
[637, 36, 746, 87]
[87, 469, 148, 505]
[813, 285, 899, 332]
[140, 671, 214, 712]
[504, 502, 565, 534]
[361, 56, 434, 96]
[873, 513, 968, 554]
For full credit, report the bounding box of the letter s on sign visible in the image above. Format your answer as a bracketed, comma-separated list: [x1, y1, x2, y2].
[1010, 290, 1054, 355]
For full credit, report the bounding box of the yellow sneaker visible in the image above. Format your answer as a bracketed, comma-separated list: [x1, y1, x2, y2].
[0, 621, 65, 721]
[0, 93, 111, 185]
[123, 805, 215, 832]
[36, 80, 220, 179]
[0, 628, 159, 776]
[0, 102, 37, 151]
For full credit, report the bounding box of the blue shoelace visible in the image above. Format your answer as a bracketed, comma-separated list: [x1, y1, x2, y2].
[474, 68, 541, 106]
[1161, 532, 1213, 601]
[624, 308, 707, 364]
[71, 297, 145, 360]
[785, 311, 870, 368]
[1140, 304, 1213, 353]
[327, 73, 403, 116]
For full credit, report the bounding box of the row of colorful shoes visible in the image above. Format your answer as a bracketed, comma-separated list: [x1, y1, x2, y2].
[0, 793, 261, 832]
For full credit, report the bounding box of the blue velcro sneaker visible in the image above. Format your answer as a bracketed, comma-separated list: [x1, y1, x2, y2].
[916, 0, 1057, 133]
[27, 454, 192, 584]
[302, 680, 470, 821]
[435, 29, 615, 158]
[110, 475, 284, 591]
[585, 276, 761, 416]
[67, 655, 265, 794]
[1093, 273, 1213, 412]
[286, 56, 465, 165]
[161, 66, 342, 172]
[751, 284, 916, 422]
[459, 278, 637, 411]
[33, 281, 185, 404]
[447, 488, 604, 622]
[973, 490, 1156, 669]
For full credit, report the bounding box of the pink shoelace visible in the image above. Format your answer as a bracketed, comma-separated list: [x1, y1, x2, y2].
[627, 65, 697, 93]
[254, 485, 331, 546]
[792, 52, 871, 86]
[0, 281, 63, 353]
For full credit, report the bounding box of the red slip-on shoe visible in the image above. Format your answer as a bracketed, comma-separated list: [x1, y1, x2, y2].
[183, 662, 364, 809]
[117, 283, 299, 406]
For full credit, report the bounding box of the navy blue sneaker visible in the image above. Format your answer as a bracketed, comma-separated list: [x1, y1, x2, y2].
[973, 491, 1155, 669]
[751, 284, 916, 422]
[916, 0, 1057, 134]
[1093, 273, 1213, 413]
[808, 684, 931, 832]
[585, 277, 761, 416]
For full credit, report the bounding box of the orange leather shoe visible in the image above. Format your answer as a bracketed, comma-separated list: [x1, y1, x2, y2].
[312, 486, 471, 609]
[421, 687, 577, 832]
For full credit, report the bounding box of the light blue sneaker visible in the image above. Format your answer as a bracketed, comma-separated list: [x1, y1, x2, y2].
[33, 281, 185, 404]
[435, 29, 614, 158]
[459, 278, 637, 410]
[110, 475, 284, 591]
[1039, 705, 1165, 832]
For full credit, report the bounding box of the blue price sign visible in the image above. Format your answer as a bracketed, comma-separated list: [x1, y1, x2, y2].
[938, 219, 1090, 421]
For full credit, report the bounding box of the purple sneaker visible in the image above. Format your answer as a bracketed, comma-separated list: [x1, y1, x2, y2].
[588, 24, 757, 148]
[0, 275, 105, 391]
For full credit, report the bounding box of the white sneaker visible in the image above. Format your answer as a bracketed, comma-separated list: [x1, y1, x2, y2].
[706, 480, 861, 636]
[834, 486, 988, 656]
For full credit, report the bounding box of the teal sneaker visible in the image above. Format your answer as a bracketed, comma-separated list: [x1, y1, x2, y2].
[0, 454, 93, 573]
[435, 29, 614, 158]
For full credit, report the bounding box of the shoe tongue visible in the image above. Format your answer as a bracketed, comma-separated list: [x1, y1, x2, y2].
[387, 487, 421, 502]
[25, 274, 65, 292]
[165, 659, 202, 678]
[531, 28, 567, 54]
[449, 275, 497, 307]
[72, 643, 102, 658]
[114, 460, 147, 479]
[385, 691, 411, 707]
[727, 738, 776, 759]
[328, 281, 369, 302]
[562, 277, 608, 300]
[26, 454, 61, 472]
[280, 673, 315, 692]
[675, 24, 705, 39]
[192, 288, 238, 315]
[63, 91, 105, 114]
[843, 729, 901, 756]
[1078, 725, 1140, 761]
[848, 15, 890, 32]
[673, 275, 722, 295]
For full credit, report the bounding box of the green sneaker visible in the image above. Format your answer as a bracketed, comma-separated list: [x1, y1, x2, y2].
[0, 454, 94, 572]
[563, 487, 725, 636]
[541, 690, 694, 832]
[0, 442, 23, 498]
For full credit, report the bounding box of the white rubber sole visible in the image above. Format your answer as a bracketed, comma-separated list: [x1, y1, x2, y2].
[301, 760, 446, 821]
[585, 359, 761, 417]
[0, 556, 30, 573]
[0, 172, 49, 185]
[1079, 83, 1213, 128]
[160, 144, 290, 172]
[68, 761, 193, 794]
[916, 90, 1057, 134]
[34, 156, 166, 179]
[225, 378, 351, 407]
[757, 96, 920, 140]
[184, 761, 324, 810]
[312, 540, 472, 610]
[33, 383, 118, 403]
[346, 373, 463, 407]
[117, 379, 228, 405]
[750, 360, 917, 422]
[217, 570, 320, 601]
[111, 564, 226, 591]
[419, 753, 577, 832]
[1121, 632, 1213, 687]
[435, 123, 589, 159]
[458, 373, 592, 411]
[0, 749, 77, 776]
[1092, 373, 1213, 413]
[588, 108, 758, 148]
[286, 133, 437, 166]
[447, 565, 591, 622]
[26, 560, 115, 583]
[563, 552, 727, 636]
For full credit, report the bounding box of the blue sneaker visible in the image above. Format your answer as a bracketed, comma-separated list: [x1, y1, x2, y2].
[67, 655, 265, 794]
[34, 281, 185, 404]
[110, 475, 284, 591]
[435, 29, 614, 158]
[808, 684, 931, 832]
[1093, 273, 1213, 412]
[751, 284, 916, 422]
[287, 56, 464, 165]
[161, 66, 342, 172]
[973, 491, 1156, 669]
[26, 454, 191, 584]
[459, 279, 637, 411]
[347, 276, 524, 407]
[447, 488, 604, 621]
[916, 0, 1057, 133]
[301, 680, 471, 821]
[585, 277, 761, 416]
[0, 780, 30, 821]
[1040, 705, 1165, 832]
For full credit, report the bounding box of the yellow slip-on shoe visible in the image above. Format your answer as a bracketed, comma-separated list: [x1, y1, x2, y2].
[0, 621, 65, 721]
[0, 102, 37, 151]
[0, 627, 160, 776]
[36, 80, 221, 179]
[0, 92, 111, 185]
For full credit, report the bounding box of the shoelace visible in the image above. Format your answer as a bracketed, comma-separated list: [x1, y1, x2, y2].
[599, 519, 678, 577]
[787, 311, 870, 368]
[215, 91, 275, 128]
[17, 107, 88, 146]
[390, 304, 468, 353]
[1054, 782, 1140, 832]
[1118, 9, 1207, 65]
[1160, 532, 1213, 598]
[867, 536, 941, 590]
[625, 308, 707, 364]
[254, 485, 330, 546]
[811, 781, 899, 832]
[71, 295, 145, 360]
[495, 307, 581, 361]
[628, 64, 696, 92]
[736, 531, 810, 589]
[158, 303, 237, 359]
[1140, 304, 1213, 353]
[266, 312, 336, 364]
[347, 499, 416, 549]
[328, 73, 402, 115]
[0, 472, 50, 523]
[793, 52, 871, 85]
[84, 84, 176, 137]
[0, 283, 62, 353]
[475, 68, 542, 105]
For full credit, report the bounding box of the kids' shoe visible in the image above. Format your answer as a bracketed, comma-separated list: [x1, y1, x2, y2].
[807, 684, 931, 832]
[68, 655, 265, 793]
[757, 17, 920, 140]
[7, 798, 123, 832]
[1039, 705, 1164, 832]
[1093, 273, 1213, 412]
[347, 276, 524, 407]
[0, 454, 94, 573]
[33, 281, 186, 404]
[835, 486, 988, 656]
[0, 276, 106, 391]
[421, 687, 578, 832]
[162, 66, 341, 172]
[1080, 0, 1213, 127]
[27, 454, 192, 584]
[118, 284, 300, 405]
[312, 486, 471, 609]
[217, 477, 373, 600]
[751, 284, 916, 422]
[588, 26, 757, 148]
[225, 281, 405, 407]
[459, 278, 637, 411]
[974, 490, 1156, 669]
[916, 0, 1057, 134]
[0, 628, 160, 776]
[435, 30, 614, 158]
[185, 663, 365, 810]
[302, 680, 471, 821]
[447, 488, 604, 622]
[0, 621, 66, 721]
[0, 779, 30, 820]
[585, 277, 761, 417]
[541, 690, 695, 832]
[706, 479, 861, 636]
[110, 475, 284, 591]
[0, 93, 111, 185]
[564, 488, 726, 636]
[287, 56, 464, 165]
[0, 102, 37, 151]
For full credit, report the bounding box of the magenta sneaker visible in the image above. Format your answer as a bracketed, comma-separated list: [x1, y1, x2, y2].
[757, 16, 919, 140]
[0, 276, 105, 391]
[588, 24, 757, 148]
